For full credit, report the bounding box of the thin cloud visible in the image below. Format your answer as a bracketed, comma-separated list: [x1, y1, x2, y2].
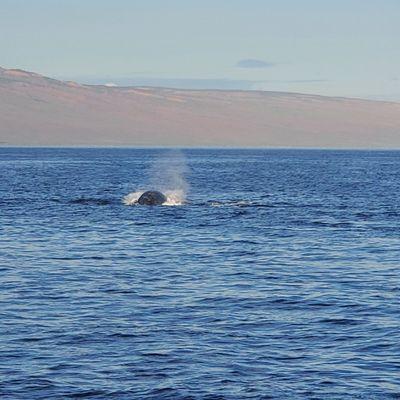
[236, 59, 275, 68]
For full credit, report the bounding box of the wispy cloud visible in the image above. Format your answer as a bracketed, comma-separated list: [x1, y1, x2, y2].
[236, 59, 275, 68]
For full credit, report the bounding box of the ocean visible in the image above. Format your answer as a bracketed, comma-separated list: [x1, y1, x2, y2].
[1, 148, 399, 399]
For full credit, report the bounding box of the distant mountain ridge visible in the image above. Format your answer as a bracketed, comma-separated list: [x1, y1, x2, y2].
[1, 67, 399, 147]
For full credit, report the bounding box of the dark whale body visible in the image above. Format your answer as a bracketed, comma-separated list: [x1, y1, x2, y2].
[138, 190, 167, 205]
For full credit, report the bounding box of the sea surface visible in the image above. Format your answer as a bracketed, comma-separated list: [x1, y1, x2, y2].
[1, 148, 399, 400]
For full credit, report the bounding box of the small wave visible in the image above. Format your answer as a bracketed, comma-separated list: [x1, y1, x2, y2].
[208, 200, 252, 207]
[208, 200, 273, 208]
[122, 190, 185, 206]
[70, 198, 112, 206]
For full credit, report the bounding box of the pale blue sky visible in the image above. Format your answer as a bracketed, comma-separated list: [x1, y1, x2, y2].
[1, 0, 399, 99]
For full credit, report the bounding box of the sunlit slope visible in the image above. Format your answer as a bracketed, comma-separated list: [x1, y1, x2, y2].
[1, 67, 399, 147]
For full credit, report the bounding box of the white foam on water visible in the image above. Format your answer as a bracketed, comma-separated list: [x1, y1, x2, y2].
[163, 189, 186, 206]
[122, 191, 143, 205]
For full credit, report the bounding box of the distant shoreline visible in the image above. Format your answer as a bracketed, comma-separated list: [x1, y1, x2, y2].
[2, 67, 400, 148]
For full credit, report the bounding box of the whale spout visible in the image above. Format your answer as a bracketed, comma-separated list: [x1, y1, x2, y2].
[137, 190, 167, 205]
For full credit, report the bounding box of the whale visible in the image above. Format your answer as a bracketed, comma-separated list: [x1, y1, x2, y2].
[137, 190, 167, 205]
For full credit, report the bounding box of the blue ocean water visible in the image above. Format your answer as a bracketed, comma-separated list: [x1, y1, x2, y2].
[1, 148, 399, 400]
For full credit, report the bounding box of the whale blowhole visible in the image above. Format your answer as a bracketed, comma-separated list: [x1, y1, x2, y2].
[122, 189, 185, 206]
[137, 190, 167, 205]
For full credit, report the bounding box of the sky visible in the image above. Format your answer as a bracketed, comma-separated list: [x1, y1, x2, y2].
[1, 0, 399, 100]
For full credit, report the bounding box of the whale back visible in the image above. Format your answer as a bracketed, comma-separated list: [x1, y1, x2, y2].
[138, 190, 167, 205]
